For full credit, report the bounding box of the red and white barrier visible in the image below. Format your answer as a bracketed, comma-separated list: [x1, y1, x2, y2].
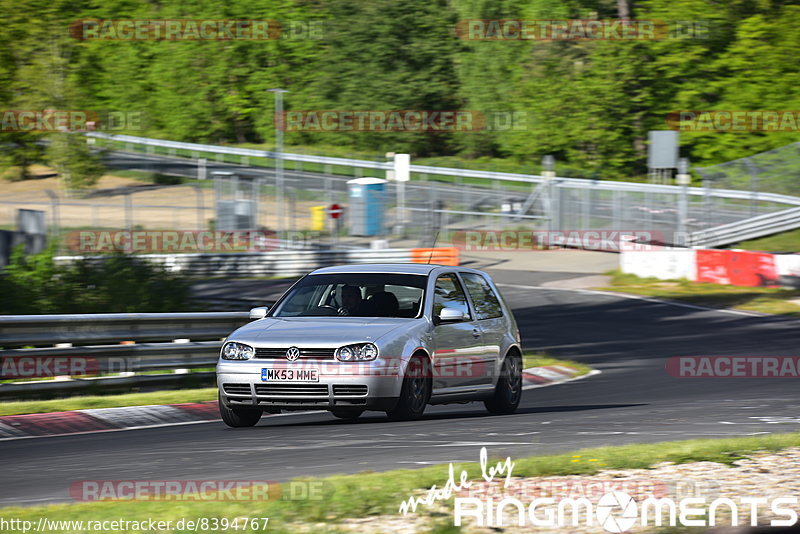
[621, 248, 799, 287]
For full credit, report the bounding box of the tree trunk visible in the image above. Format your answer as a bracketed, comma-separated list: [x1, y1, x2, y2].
[617, 0, 631, 19]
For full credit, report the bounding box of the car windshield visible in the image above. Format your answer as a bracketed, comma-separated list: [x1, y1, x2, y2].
[271, 273, 426, 318]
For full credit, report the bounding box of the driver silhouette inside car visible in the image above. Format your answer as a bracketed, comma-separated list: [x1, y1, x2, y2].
[338, 285, 366, 316]
[339, 285, 399, 317]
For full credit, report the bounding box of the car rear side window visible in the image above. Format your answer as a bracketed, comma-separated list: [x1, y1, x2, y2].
[461, 273, 503, 320]
[433, 274, 470, 319]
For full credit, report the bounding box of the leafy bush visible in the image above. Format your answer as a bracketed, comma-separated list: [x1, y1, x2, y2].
[0, 245, 192, 314]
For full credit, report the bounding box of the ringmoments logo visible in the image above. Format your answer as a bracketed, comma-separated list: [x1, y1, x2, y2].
[398, 447, 799, 531]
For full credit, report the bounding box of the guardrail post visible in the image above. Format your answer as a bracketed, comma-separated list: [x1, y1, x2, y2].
[125, 192, 133, 231]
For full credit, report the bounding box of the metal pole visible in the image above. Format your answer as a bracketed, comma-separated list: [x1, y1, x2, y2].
[195, 184, 204, 229]
[45, 190, 60, 251]
[746, 158, 759, 217]
[542, 155, 555, 238]
[398, 179, 405, 237]
[269, 88, 288, 236]
[125, 192, 133, 231]
[393, 154, 410, 237]
[276, 92, 284, 235]
[676, 158, 690, 246]
[198, 158, 207, 181]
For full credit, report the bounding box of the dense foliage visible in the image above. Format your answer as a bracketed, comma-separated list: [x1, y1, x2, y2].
[0, 246, 192, 314]
[2, 0, 800, 178]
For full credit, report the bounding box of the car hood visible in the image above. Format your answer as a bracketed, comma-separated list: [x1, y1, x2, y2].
[227, 316, 412, 346]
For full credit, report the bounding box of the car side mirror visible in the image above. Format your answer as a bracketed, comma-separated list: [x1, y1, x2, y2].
[249, 306, 269, 320]
[437, 307, 465, 323]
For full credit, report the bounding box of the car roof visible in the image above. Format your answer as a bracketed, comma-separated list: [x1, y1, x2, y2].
[310, 263, 444, 275]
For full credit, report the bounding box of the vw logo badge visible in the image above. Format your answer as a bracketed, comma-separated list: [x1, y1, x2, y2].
[285, 346, 301, 361]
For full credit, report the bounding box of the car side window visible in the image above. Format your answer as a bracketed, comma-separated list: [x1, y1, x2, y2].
[433, 274, 470, 320]
[461, 273, 503, 320]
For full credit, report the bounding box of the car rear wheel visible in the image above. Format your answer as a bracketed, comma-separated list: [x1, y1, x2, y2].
[219, 393, 263, 427]
[386, 355, 431, 421]
[331, 409, 364, 420]
[484, 352, 522, 415]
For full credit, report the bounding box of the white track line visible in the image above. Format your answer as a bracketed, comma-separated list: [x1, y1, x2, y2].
[522, 369, 602, 391]
[0, 410, 327, 442]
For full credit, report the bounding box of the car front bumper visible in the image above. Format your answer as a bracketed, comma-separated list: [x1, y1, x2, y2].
[216, 359, 405, 412]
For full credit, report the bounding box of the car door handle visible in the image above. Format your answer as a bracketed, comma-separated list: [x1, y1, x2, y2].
[472, 329, 481, 338]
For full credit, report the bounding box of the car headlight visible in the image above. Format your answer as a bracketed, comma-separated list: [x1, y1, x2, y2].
[336, 343, 378, 362]
[221, 342, 255, 360]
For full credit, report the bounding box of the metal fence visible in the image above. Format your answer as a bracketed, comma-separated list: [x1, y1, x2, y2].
[85, 132, 800, 247]
[4, 132, 800, 252]
[696, 142, 800, 199]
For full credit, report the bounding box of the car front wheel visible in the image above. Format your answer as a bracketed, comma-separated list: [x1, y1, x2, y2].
[386, 355, 431, 421]
[219, 393, 263, 427]
[484, 352, 522, 415]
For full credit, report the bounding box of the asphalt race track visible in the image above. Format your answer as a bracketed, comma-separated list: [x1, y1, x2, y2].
[2, 270, 799, 506]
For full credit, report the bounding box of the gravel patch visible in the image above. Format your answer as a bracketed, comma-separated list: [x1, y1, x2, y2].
[329, 447, 800, 533]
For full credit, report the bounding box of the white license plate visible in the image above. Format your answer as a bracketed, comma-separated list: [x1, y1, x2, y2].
[261, 368, 319, 382]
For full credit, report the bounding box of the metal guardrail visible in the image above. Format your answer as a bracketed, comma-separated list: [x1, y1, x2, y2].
[88, 132, 800, 206]
[0, 312, 249, 347]
[0, 312, 251, 397]
[89, 132, 394, 171]
[55, 248, 429, 277]
[692, 206, 800, 248]
[1, 246, 460, 395]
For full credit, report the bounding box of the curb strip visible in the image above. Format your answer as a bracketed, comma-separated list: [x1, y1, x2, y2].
[0, 366, 594, 440]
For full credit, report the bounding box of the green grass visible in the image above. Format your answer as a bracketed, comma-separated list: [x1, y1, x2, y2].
[2, 432, 799, 533]
[602, 270, 800, 316]
[735, 227, 800, 253]
[0, 388, 217, 416]
[522, 353, 591, 377]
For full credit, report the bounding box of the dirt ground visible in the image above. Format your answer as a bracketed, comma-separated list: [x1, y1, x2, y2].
[0, 166, 319, 231]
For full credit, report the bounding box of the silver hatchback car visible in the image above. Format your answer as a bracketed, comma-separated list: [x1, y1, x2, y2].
[216, 264, 522, 426]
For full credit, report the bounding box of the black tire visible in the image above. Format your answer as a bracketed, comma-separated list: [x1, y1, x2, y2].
[484, 352, 523, 415]
[386, 355, 431, 421]
[331, 409, 364, 420]
[219, 393, 263, 427]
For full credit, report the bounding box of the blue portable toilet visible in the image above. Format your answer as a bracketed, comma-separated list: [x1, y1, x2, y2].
[347, 177, 386, 236]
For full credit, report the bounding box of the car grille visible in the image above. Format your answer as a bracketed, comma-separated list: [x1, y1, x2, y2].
[332, 385, 368, 396]
[254, 347, 336, 360]
[222, 383, 252, 396]
[255, 384, 329, 397]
